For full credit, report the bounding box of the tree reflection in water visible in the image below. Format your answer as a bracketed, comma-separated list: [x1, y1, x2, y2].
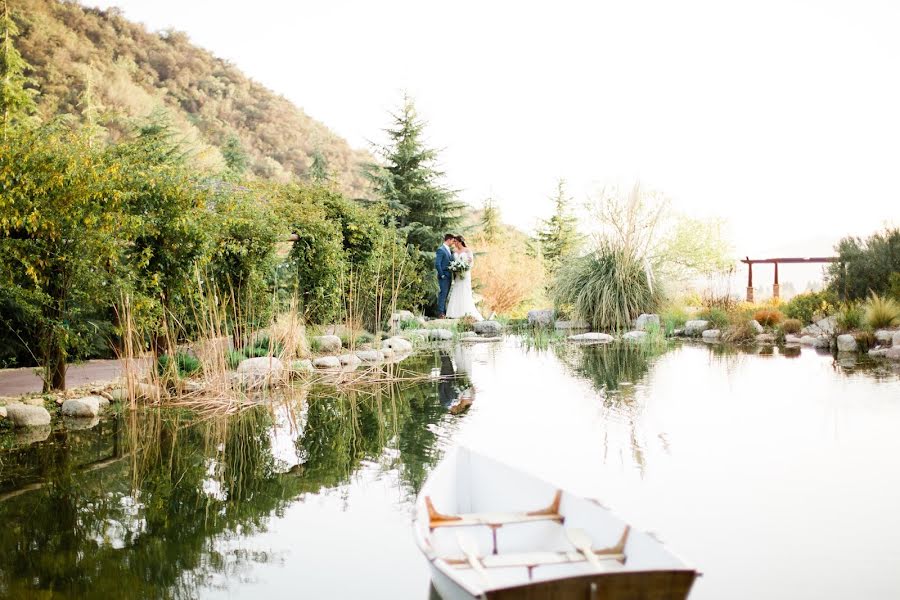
[0, 353, 472, 599]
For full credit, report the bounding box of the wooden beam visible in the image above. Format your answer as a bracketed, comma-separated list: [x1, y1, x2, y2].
[740, 257, 839, 264]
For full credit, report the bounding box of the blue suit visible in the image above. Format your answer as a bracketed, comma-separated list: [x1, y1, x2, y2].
[435, 244, 452, 315]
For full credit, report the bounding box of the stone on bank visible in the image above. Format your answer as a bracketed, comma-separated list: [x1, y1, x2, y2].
[473, 320, 501, 336]
[61, 396, 105, 418]
[683, 320, 709, 336]
[5, 404, 52, 428]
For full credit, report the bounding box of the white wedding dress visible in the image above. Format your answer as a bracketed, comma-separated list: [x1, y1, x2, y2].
[446, 250, 483, 321]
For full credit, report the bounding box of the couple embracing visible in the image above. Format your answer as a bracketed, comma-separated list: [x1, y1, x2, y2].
[434, 233, 483, 320]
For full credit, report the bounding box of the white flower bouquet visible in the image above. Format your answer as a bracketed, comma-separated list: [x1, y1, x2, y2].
[448, 257, 471, 279]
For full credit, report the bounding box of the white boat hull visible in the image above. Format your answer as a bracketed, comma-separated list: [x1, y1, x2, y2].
[414, 447, 697, 600]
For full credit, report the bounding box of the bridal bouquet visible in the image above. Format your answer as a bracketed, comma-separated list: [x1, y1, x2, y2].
[448, 258, 471, 279]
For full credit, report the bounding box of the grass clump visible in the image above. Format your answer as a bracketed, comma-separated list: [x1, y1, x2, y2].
[659, 304, 690, 335]
[781, 318, 802, 334]
[752, 308, 784, 327]
[157, 352, 202, 378]
[863, 292, 900, 329]
[697, 307, 729, 329]
[835, 303, 864, 333]
[722, 320, 757, 343]
[225, 349, 244, 370]
[552, 244, 660, 331]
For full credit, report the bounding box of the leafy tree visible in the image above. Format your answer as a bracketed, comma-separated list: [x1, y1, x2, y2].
[827, 227, 900, 301]
[536, 179, 582, 269]
[0, 122, 127, 390]
[480, 197, 501, 243]
[0, 0, 37, 136]
[309, 148, 330, 184]
[366, 95, 464, 251]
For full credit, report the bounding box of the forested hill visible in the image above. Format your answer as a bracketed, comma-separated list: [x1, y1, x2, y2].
[11, 0, 372, 195]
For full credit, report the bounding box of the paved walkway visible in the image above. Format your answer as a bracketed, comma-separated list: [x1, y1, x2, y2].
[0, 359, 127, 396]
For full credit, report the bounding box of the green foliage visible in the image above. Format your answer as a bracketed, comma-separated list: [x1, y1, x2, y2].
[456, 315, 477, 332]
[888, 272, 900, 302]
[157, 351, 201, 378]
[536, 179, 582, 270]
[752, 308, 784, 327]
[308, 148, 330, 183]
[552, 243, 660, 331]
[0, 0, 37, 134]
[723, 320, 757, 343]
[221, 133, 249, 177]
[480, 197, 501, 243]
[365, 95, 463, 251]
[781, 318, 802, 334]
[697, 307, 729, 329]
[863, 292, 900, 329]
[659, 305, 689, 335]
[827, 227, 900, 301]
[835, 303, 863, 333]
[354, 332, 375, 345]
[783, 291, 837, 324]
[224, 349, 244, 370]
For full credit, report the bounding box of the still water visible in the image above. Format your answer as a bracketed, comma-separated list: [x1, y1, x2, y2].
[1, 340, 898, 599]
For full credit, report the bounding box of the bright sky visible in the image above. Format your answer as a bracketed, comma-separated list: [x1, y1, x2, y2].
[89, 0, 898, 289]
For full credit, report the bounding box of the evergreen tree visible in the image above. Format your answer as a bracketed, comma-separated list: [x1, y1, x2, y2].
[536, 179, 582, 268]
[481, 197, 501, 242]
[0, 0, 37, 137]
[222, 133, 249, 176]
[366, 95, 463, 250]
[309, 148, 330, 183]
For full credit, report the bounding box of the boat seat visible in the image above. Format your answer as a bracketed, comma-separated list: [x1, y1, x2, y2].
[425, 490, 564, 531]
[446, 549, 626, 569]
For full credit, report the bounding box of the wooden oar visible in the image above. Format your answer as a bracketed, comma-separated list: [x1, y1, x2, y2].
[457, 532, 491, 586]
[566, 528, 604, 569]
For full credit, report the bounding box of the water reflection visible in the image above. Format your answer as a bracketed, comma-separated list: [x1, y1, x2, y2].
[1, 341, 898, 600]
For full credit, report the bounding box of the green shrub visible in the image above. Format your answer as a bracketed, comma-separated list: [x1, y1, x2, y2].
[863, 292, 900, 329]
[660, 305, 689, 335]
[784, 291, 837, 324]
[827, 227, 900, 300]
[753, 308, 784, 327]
[552, 243, 660, 331]
[309, 337, 323, 353]
[697, 307, 729, 329]
[225, 349, 244, 370]
[835, 303, 864, 332]
[781, 318, 802, 334]
[399, 317, 421, 330]
[457, 315, 477, 332]
[157, 352, 202, 378]
[355, 332, 375, 345]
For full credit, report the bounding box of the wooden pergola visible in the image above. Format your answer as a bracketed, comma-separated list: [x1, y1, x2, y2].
[740, 257, 843, 302]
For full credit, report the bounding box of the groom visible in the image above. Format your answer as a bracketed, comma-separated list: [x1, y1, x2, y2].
[434, 233, 456, 317]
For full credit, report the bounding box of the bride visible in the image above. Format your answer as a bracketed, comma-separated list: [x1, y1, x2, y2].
[446, 235, 483, 321]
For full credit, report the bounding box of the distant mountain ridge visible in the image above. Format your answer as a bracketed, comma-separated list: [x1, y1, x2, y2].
[11, 0, 372, 195]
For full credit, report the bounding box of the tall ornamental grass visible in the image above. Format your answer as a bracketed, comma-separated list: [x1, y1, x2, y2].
[552, 244, 660, 331]
[864, 292, 900, 329]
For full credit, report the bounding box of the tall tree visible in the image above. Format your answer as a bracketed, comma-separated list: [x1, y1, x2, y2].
[0, 0, 37, 137]
[536, 179, 582, 269]
[366, 95, 463, 250]
[480, 197, 501, 242]
[222, 133, 249, 177]
[309, 148, 330, 183]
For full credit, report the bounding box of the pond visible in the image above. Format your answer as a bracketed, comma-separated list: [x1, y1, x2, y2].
[0, 340, 898, 599]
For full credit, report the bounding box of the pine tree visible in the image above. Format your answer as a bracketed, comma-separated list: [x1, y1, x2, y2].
[366, 95, 464, 250]
[309, 148, 330, 183]
[222, 133, 249, 176]
[536, 179, 582, 268]
[481, 197, 501, 242]
[0, 0, 37, 137]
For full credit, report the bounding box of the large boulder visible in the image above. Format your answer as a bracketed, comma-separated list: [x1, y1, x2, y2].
[291, 359, 314, 373]
[236, 357, 285, 387]
[356, 350, 383, 362]
[527, 309, 554, 327]
[750, 320, 764, 334]
[894, 331, 900, 347]
[684, 320, 710, 336]
[836, 334, 857, 353]
[474, 320, 502, 336]
[701, 329, 721, 341]
[756, 333, 776, 344]
[874, 330, 894, 345]
[313, 356, 341, 369]
[622, 330, 648, 342]
[338, 353, 361, 367]
[784, 334, 802, 345]
[634, 314, 660, 331]
[6, 404, 51, 428]
[429, 328, 453, 341]
[61, 396, 103, 418]
[802, 316, 837, 337]
[569, 332, 614, 343]
[312, 335, 342, 353]
[800, 335, 830, 349]
[382, 336, 413, 353]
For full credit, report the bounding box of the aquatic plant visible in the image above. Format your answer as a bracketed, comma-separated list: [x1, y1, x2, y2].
[552, 243, 660, 331]
[863, 292, 900, 329]
[659, 304, 690, 335]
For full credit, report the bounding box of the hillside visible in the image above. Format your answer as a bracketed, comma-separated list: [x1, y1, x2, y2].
[10, 0, 372, 195]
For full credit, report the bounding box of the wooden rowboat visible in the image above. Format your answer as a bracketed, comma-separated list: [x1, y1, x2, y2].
[413, 447, 698, 600]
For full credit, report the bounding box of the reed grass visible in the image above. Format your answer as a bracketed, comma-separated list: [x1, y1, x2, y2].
[864, 292, 900, 329]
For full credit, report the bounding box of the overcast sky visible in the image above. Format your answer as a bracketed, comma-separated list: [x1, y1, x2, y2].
[89, 0, 898, 289]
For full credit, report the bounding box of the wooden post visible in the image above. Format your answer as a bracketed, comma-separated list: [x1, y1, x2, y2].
[773, 262, 780, 299]
[746, 261, 754, 303]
